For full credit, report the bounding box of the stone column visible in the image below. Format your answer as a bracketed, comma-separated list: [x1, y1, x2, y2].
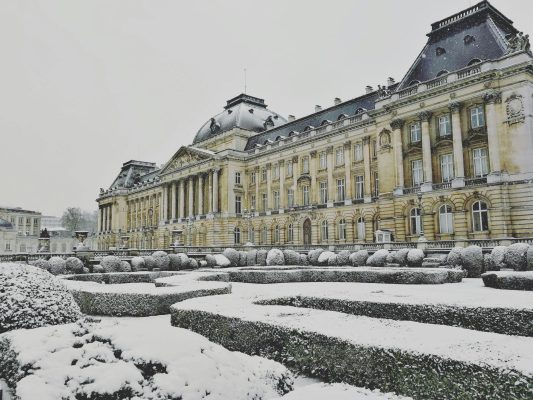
[279, 161, 285, 210]
[212, 167, 220, 213]
[449, 102, 465, 188]
[344, 141, 352, 204]
[188, 176, 194, 217]
[418, 111, 433, 192]
[198, 174, 204, 216]
[171, 181, 177, 221]
[390, 119, 405, 195]
[266, 163, 272, 211]
[104, 206, 109, 232]
[326, 146, 334, 206]
[310, 151, 317, 204]
[292, 157, 298, 205]
[483, 90, 502, 179]
[208, 171, 213, 213]
[254, 166, 260, 211]
[363, 137, 372, 203]
[179, 179, 185, 219]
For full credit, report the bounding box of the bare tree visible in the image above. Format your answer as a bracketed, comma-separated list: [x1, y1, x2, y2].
[60, 207, 84, 232]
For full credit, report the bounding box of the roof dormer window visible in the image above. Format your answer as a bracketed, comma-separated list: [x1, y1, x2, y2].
[436, 47, 446, 56]
[464, 35, 475, 45]
[467, 58, 482, 66]
[436, 69, 449, 77]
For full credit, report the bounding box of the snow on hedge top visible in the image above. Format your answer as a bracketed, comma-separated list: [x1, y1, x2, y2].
[0, 263, 81, 333]
[269, 383, 412, 400]
[1, 316, 291, 400]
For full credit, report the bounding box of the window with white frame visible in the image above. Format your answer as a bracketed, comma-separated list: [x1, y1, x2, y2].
[235, 196, 242, 214]
[251, 195, 256, 210]
[354, 143, 363, 161]
[440, 154, 454, 182]
[473, 148, 488, 177]
[357, 217, 366, 239]
[302, 185, 310, 206]
[20, 244, 26, 252]
[412, 159, 423, 186]
[372, 140, 377, 158]
[336, 178, 345, 201]
[261, 193, 268, 210]
[319, 181, 328, 204]
[235, 171, 241, 185]
[410, 122, 421, 142]
[302, 157, 310, 173]
[287, 161, 293, 177]
[287, 189, 294, 207]
[439, 204, 454, 234]
[338, 218, 346, 240]
[319, 151, 327, 169]
[438, 114, 452, 136]
[5, 242, 11, 251]
[261, 168, 267, 182]
[234, 227, 241, 244]
[355, 175, 364, 199]
[251, 172, 256, 184]
[262, 226, 268, 244]
[410, 208, 421, 235]
[273, 164, 280, 179]
[472, 200, 489, 232]
[273, 191, 280, 209]
[287, 224, 294, 242]
[335, 147, 344, 166]
[373, 172, 379, 197]
[274, 225, 280, 243]
[321, 220, 329, 241]
[470, 105, 485, 128]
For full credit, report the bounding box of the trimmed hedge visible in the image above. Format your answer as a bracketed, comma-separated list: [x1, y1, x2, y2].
[482, 271, 533, 291]
[258, 296, 533, 337]
[171, 309, 533, 400]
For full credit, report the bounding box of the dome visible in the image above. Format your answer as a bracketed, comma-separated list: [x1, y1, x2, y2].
[193, 94, 287, 144]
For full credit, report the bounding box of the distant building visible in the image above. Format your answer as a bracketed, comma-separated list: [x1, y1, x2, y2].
[0, 207, 41, 253]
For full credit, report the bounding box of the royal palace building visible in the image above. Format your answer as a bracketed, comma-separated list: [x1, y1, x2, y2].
[96, 1, 533, 250]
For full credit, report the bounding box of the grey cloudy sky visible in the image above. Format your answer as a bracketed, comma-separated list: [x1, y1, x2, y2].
[1, 0, 531, 216]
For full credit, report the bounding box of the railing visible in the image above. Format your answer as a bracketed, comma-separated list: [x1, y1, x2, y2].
[426, 241, 456, 249]
[390, 242, 417, 249]
[426, 76, 448, 89]
[433, 181, 452, 190]
[403, 186, 420, 195]
[398, 86, 418, 99]
[457, 65, 481, 79]
[0, 253, 75, 262]
[465, 176, 487, 186]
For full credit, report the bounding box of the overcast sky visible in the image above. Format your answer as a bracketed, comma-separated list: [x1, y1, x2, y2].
[1, 0, 531, 216]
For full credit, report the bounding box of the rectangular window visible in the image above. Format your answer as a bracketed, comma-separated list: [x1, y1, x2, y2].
[373, 172, 379, 197]
[412, 159, 423, 186]
[235, 196, 242, 214]
[440, 154, 454, 182]
[251, 195, 256, 210]
[251, 172, 256, 184]
[33, 219, 38, 227]
[410, 122, 421, 142]
[273, 164, 280, 179]
[287, 189, 294, 207]
[439, 114, 451, 136]
[319, 181, 328, 204]
[470, 106, 485, 128]
[18, 217, 23, 225]
[354, 143, 363, 161]
[287, 161, 293, 177]
[336, 178, 345, 201]
[5, 242, 11, 251]
[473, 148, 488, 177]
[261, 193, 268, 210]
[355, 175, 364, 199]
[235, 171, 241, 185]
[302, 157, 310, 173]
[261, 168, 267, 182]
[273, 191, 280, 209]
[302, 186, 310, 206]
[372, 140, 377, 158]
[319, 151, 327, 169]
[335, 148, 344, 166]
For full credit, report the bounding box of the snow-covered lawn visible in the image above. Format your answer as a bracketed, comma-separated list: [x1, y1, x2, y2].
[270, 383, 413, 400]
[0, 316, 292, 400]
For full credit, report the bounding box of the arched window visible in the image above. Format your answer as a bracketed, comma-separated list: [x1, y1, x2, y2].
[262, 226, 268, 244]
[303, 125, 314, 132]
[275, 136, 282, 141]
[357, 217, 366, 240]
[410, 208, 421, 235]
[320, 120, 331, 126]
[321, 220, 329, 241]
[355, 107, 366, 114]
[408, 80, 420, 87]
[287, 224, 294, 242]
[274, 225, 280, 243]
[472, 201, 489, 232]
[338, 219, 346, 240]
[249, 227, 255, 244]
[436, 70, 449, 77]
[439, 205, 454, 234]
[337, 113, 348, 120]
[467, 58, 481, 66]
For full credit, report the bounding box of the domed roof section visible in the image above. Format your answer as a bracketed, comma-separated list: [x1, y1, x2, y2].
[194, 94, 287, 144]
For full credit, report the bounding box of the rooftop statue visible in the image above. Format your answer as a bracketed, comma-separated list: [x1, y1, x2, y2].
[506, 31, 531, 55]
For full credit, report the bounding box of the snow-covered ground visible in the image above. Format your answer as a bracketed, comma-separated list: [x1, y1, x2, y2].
[270, 382, 413, 400]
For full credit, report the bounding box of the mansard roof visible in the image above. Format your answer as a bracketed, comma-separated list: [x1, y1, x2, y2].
[397, 1, 517, 90]
[108, 160, 159, 190]
[244, 91, 380, 150]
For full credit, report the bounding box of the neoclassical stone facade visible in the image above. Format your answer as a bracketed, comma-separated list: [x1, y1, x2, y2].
[96, 1, 533, 250]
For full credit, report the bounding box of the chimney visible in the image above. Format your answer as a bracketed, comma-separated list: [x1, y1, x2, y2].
[288, 115, 295, 122]
[315, 105, 322, 112]
[365, 85, 373, 94]
[387, 77, 395, 86]
[334, 97, 342, 105]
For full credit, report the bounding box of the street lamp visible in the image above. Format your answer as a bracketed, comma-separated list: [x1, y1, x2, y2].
[416, 191, 426, 241]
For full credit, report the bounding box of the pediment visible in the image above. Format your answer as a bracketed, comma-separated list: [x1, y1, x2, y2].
[161, 146, 214, 174]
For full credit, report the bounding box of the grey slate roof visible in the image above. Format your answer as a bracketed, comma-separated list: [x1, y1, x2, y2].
[0, 218, 13, 229]
[244, 92, 380, 151]
[397, 1, 516, 90]
[108, 160, 160, 190]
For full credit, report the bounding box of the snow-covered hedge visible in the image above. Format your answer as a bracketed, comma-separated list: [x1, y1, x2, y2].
[482, 271, 533, 291]
[0, 263, 81, 333]
[131, 256, 145, 271]
[267, 249, 285, 266]
[120, 261, 132, 272]
[101, 255, 123, 273]
[367, 249, 389, 267]
[528, 246, 533, 271]
[317, 251, 335, 266]
[505, 243, 530, 271]
[238, 251, 247, 267]
[327, 254, 338, 266]
[206, 254, 231, 268]
[152, 251, 170, 270]
[143, 255, 157, 271]
[407, 249, 424, 268]
[93, 264, 104, 273]
[223, 248, 240, 267]
[336, 250, 351, 266]
[462, 245, 484, 277]
[489, 246, 507, 271]
[446, 247, 463, 268]
[283, 249, 301, 266]
[30, 258, 51, 272]
[308, 249, 324, 266]
[350, 250, 369, 267]
[246, 250, 257, 266]
[256, 250, 268, 266]
[48, 256, 66, 275]
[299, 254, 309, 266]
[394, 248, 410, 267]
[65, 257, 84, 274]
[0, 317, 293, 400]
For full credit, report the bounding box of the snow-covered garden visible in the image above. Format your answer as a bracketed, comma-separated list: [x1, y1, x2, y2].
[1, 243, 533, 399]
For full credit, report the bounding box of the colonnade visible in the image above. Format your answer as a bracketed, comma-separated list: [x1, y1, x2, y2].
[98, 204, 112, 232]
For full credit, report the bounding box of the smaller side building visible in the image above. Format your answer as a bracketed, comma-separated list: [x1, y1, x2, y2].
[0, 207, 41, 253]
